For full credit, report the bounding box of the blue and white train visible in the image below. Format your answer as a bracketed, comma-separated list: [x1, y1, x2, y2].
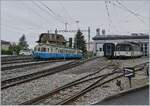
[32, 44, 82, 59]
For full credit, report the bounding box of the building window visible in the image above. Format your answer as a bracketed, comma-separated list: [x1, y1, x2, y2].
[99, 48, 102, 51]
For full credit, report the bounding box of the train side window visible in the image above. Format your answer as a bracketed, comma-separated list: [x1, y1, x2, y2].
[38, 47, 40, 51]
[53, 48, 55, 53]
[65, 50, 68, 54]
[125, 47, 130, 51]
[51, 48, 53, 52]
[47, 48, 49, 52]
[55, 48, 57, 53]
[44, 48, 46, 52]
[42, 47, 46, 52]
[34, 47, 36, 51]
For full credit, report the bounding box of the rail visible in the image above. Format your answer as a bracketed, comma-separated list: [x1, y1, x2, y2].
[20, 62, 148, 105]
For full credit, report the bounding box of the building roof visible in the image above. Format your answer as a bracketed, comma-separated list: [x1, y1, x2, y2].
[37, 33, 66, 43]
[92, 34, 149, 40]
[1, 40, 11, 45]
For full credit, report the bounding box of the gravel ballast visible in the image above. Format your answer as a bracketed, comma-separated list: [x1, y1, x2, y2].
[1, 57, 148, 105]
[1, 61, 72, 81]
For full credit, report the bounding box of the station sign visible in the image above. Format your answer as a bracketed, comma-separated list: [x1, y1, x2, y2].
[123, 67, 135, 77]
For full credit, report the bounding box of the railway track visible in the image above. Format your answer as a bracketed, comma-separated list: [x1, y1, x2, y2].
[1, 58, 98, 90]
[1, 55, 33, 62]
[58, 62, 148, 105]
[21, 62, 148, 105]
[1, 58, 39, 65]
[2, 56, 100, 71]
[1, 60, 64, 71]
[1, 57, 100, 89]
[20, 64, 119, 105]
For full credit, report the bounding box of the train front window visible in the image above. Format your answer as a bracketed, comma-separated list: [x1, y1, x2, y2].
[116, 44, 132, 51]
[41, 47, 46, 52]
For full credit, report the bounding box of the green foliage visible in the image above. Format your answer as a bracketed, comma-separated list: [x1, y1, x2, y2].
[69, 38, 72, 48]
[74, 29, 87, 57]
[19, 34, 29, 50]
[1, 34, 29, 55]
[1, 49, 13, 55]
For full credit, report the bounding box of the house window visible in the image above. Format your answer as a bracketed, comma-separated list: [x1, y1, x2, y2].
[99, 48, 102, 51]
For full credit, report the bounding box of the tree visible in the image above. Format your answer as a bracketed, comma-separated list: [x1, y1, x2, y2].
[18, 34, 29, 50]
[74, 29, 87, 57]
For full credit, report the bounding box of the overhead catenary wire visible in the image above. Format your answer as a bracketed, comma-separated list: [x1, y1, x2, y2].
[22, 1, 51, 28]
[31, 0, 65, 25]
[116, 0, 146, 19]
[0, 23, 45, 36]
[1, 23, 29, 32]
[105, 1, 111, 33]
[110, 1, 146, 25]
[37, 0, 68, 24]
[116, 1, 146, 24]
[58, 0, 75, 23]
[116, 3, 145, 24]
[104, 1, 119, 33]
[31, 0, 63, 24]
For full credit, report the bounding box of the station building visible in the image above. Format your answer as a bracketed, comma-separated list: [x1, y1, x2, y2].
[92, 30, 149, 57]
[37, 32, 66, 46]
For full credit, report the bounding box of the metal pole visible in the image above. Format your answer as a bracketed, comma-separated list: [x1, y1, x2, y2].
[88, 26, 90, 52]
[128, 77, 132, 88]
[65, 22, 68, 31]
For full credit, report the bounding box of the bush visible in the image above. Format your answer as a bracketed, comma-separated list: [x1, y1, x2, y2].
[1, 49, 13, 55]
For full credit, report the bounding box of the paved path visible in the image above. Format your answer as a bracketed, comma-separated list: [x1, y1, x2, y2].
[95, 86, 149, 105]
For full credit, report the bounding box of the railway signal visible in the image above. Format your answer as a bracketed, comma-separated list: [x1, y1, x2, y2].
[123, 67, 135, 88]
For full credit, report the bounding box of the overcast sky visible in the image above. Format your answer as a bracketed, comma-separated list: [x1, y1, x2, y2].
[1, 0, 150, 48]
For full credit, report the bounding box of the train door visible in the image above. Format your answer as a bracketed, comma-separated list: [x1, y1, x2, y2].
[103, 43, 115, 57]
